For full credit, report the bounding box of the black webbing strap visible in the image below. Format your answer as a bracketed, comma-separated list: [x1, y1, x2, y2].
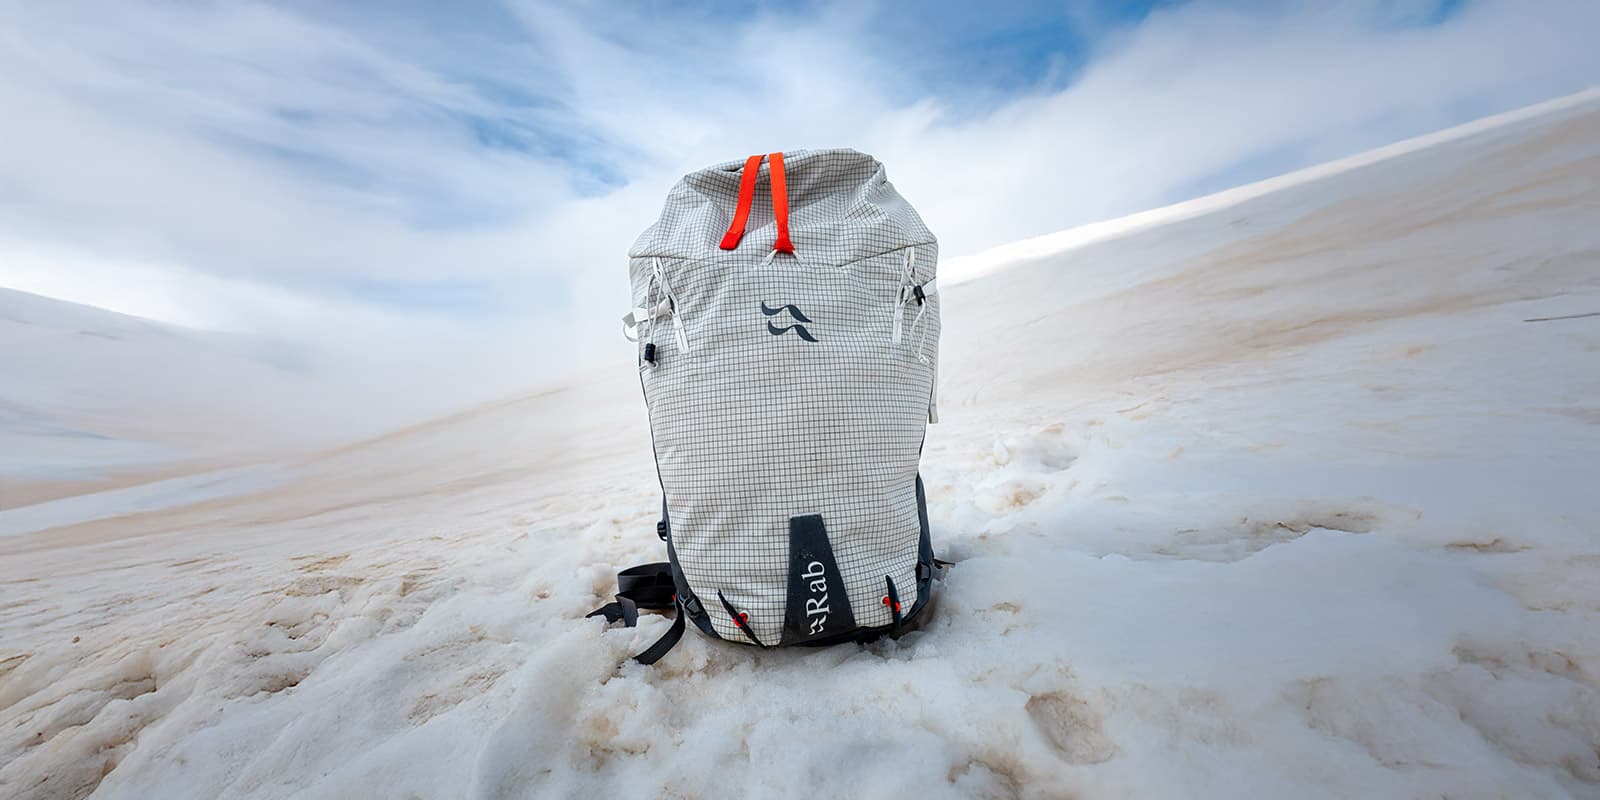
[587, 562, 676, 624]
[615, 563, 676, 609]
[717, 590, 767, 648]
[587, 593, 641, 627]
[884, 575, 903, 632]
[587, 562, 686, 664]
[632, 604, 686, 665]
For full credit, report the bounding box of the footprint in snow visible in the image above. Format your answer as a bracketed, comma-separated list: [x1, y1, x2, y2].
[1026, 691, 1119, 764]
[991, 424, 1079, 473]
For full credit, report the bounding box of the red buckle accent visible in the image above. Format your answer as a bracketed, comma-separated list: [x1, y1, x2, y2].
[881, 596, 900, 612]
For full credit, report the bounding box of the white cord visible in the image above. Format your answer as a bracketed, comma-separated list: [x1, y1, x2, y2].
[763, 248, 810, 268]
[652, 257, 691, 353]
[891, 247, 916, 345]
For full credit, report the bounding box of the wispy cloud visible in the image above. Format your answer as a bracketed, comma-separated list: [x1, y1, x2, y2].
[1, 0, 1596, 408]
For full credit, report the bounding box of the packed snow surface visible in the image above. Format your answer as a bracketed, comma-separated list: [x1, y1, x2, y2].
[3, 91, 1599, 799]
[0, 288, 314, 483]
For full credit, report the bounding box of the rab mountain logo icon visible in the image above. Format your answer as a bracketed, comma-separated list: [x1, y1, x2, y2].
[761, 301, 818, 342]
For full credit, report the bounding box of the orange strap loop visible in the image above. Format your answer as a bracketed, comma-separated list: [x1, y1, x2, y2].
[768, 150, 794, 253]
[717, 151, 794, 253]
[718, 154, 765, 250]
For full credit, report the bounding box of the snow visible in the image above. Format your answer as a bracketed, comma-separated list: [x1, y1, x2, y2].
[0, 466, 294, 538]
[3, 90, 1600, 799]
[0, 288, 322, 469]
[0, 289, 513, 497]
[939, 87, 1600, 287]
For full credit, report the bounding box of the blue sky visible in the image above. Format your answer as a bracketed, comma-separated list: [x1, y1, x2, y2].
[224, 0, 1482, 232]
[0, 0, 1596, 398]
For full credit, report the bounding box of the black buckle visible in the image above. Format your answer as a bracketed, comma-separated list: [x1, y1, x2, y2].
[656, 519, 668, 541]
[912, 284, 926, 305]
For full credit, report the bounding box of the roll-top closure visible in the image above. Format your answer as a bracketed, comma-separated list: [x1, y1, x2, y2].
[627, 148, 936, 269]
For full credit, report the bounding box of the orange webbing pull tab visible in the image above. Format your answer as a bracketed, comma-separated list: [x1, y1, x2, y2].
[768, 151, 794, 254]
[719, 154, 765, 250]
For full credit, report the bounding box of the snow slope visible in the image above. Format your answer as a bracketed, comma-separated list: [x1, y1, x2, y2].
[0, 289, 505, 511]
[0, 289, 328, 508]
[2, 90, 1599, 799]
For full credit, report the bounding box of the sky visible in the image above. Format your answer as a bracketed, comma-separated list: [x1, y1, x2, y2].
[1, 0, 1597, 409]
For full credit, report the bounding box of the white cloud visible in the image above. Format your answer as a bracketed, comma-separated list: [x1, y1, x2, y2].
[0, 0, 1596, 415]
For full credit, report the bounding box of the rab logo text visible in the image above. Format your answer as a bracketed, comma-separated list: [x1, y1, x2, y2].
[800, 560, 831, 635]
[784, 514, 854, 639]
[761, 301, 818, 342]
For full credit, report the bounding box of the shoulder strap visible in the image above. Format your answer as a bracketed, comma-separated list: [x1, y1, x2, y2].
[586, 561, 686, 665]
[631, 605, 686, 665]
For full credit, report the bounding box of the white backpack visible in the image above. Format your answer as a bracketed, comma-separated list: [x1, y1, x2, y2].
[590, 150, 942, 663]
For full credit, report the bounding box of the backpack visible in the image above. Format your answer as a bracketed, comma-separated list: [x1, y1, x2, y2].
[589, 150, 942, 664]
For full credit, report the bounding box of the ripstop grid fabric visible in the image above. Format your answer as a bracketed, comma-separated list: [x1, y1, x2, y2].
[629, 149, 940, 645]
